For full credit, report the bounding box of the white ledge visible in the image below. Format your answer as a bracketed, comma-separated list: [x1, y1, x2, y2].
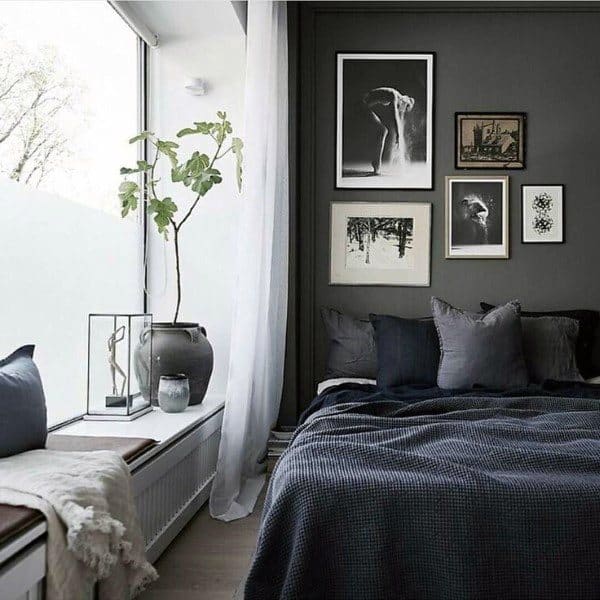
[53, 394, 225, 470]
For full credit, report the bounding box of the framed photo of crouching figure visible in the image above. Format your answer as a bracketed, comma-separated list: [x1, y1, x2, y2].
[456, 113, 525, 169]
[445, 176, 509, 259]
[336, 53, 434, 190]
[330, 202, 431, 286]
[522, 185, 564, 243]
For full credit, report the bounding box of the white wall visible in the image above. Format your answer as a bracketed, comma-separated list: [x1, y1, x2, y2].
[141, 1, 246, 399]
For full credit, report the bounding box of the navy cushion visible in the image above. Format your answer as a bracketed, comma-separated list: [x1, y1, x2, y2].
[434, 298, 529, 390]
[321, 308, 377, 379]
[481, 302, 600, 379]
[370, 314, 439, 388]
[521, 317, 583, 383]
[0, 345, 47, 458]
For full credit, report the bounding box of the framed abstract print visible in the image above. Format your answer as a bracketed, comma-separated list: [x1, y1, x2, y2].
[445, 175, 509, 259]
[336, 53, 434, 189]
[522, 185, 564, 243]
[330, 202, 431, 286]
[456, 113, 525, 169]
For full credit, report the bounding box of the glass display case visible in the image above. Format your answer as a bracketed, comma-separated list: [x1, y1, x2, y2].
[86, 313, 153, 420]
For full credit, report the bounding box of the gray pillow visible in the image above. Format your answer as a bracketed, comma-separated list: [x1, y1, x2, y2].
[521, 317, 583, 383]
[0, 345, 47, 458]
[321, 307, 377, 379]
[432, 298, 529, 390]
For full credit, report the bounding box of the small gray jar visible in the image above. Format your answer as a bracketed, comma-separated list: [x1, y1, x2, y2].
[158, 374, 190, 413]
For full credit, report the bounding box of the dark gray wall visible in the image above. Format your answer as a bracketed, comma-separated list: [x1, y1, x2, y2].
[280, 2, 600, 423]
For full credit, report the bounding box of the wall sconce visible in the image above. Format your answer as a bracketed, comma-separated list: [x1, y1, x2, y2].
[185, 77, 207, 96]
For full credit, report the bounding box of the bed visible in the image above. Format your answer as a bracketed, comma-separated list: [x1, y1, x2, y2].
[245, 381, 600, 599]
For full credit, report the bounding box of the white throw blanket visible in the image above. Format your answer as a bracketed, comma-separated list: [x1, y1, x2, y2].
[0, 449, 157, 599]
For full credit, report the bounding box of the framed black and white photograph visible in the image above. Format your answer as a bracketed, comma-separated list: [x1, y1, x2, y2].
[456, 113, 525, 169]
[445, 176, 509, 259]
[330, 202, 431, 286]
[336, 53, 434, 190]
[522, 185, 564, 243]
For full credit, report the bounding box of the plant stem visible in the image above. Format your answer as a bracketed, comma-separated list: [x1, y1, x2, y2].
[172, 221, 181, 324]
[167, 116, 227, 323]
[148, 142, 160, 202]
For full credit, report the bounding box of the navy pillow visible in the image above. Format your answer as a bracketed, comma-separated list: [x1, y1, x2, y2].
[370, 314, 440, 388]
[480, 302, 600, 379]
[0, 345, 47, 458]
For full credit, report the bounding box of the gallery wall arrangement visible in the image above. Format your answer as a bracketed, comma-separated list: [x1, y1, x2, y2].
[332, 50, 560, 283]
[281, 3, 600, 424]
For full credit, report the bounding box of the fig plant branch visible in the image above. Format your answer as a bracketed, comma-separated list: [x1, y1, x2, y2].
[118, 111, 243, 324]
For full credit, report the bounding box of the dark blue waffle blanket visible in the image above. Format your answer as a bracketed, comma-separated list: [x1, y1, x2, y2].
[246, 384, 600, 599]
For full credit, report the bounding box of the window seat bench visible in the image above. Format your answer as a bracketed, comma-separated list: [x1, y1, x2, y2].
[0, 395, 224, 600]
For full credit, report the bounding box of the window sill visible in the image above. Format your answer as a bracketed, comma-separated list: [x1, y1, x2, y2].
[52, 393, 225, 470]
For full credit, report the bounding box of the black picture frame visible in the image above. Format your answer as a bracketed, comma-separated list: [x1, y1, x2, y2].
[455, 112, 526, 170]
[521, 184, 565, 244]
[335, 51, 435, 191]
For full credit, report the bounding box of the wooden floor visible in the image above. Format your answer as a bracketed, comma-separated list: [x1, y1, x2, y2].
[140, 488, 265, 600]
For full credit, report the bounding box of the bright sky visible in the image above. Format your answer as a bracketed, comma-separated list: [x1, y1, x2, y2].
[0, 1, 138, 216]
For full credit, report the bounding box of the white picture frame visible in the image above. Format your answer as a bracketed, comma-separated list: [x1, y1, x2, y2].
[522, 184, 564, 244]
[330, 202, 431, 286]
[445, 175, 509, 259]
[336, 52, 434, 190]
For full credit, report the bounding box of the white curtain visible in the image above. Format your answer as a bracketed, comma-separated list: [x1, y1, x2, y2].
[209, 0, 289, 522]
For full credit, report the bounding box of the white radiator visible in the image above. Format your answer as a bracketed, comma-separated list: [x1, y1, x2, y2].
[133, 409, 223, 563]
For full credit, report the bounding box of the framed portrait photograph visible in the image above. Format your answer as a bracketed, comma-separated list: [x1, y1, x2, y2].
[330, 202, 431, 286]
[336, 53, 434, 190]
[445, 176, 509, 259]
[522, 185, 564, 243]
[455, 113, 525, 169]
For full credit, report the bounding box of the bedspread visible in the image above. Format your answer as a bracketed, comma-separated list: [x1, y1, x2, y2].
[246, 389, 600, 599]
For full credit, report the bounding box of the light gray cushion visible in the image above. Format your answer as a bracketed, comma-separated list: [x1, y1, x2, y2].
[321, 308, 377, 379]
[521, 316, 583, 383]
[432, 298, 529, 390]
[0, 345, 47, 458]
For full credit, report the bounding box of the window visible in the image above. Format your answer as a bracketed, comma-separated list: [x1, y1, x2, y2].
[0, 1, 145, 425]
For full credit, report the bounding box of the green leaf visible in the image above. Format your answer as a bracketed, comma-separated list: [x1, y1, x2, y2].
[171, 165, 187, 183]
[147, 197, 178, 237]
[232, 136, 243, 192]
[156, 140, 179, 168]
[118, 180, 139, 217]
[193, 121, 215, 135]
[129, 131, 154, 144]
[190, 166, 223, 196]
[119, 181, 138, 194]
[176, 127, 198, 138]
[119, 160, 151, 175]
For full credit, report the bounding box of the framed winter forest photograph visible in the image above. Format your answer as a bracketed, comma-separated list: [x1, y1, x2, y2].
[336, 53, 434, 189]
[330, 202, 431, 286]
[522, 185, 564, 243]
[445, 176, 509, 259]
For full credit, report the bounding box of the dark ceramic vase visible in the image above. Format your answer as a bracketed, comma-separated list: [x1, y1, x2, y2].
[134, 322, 214, 406]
